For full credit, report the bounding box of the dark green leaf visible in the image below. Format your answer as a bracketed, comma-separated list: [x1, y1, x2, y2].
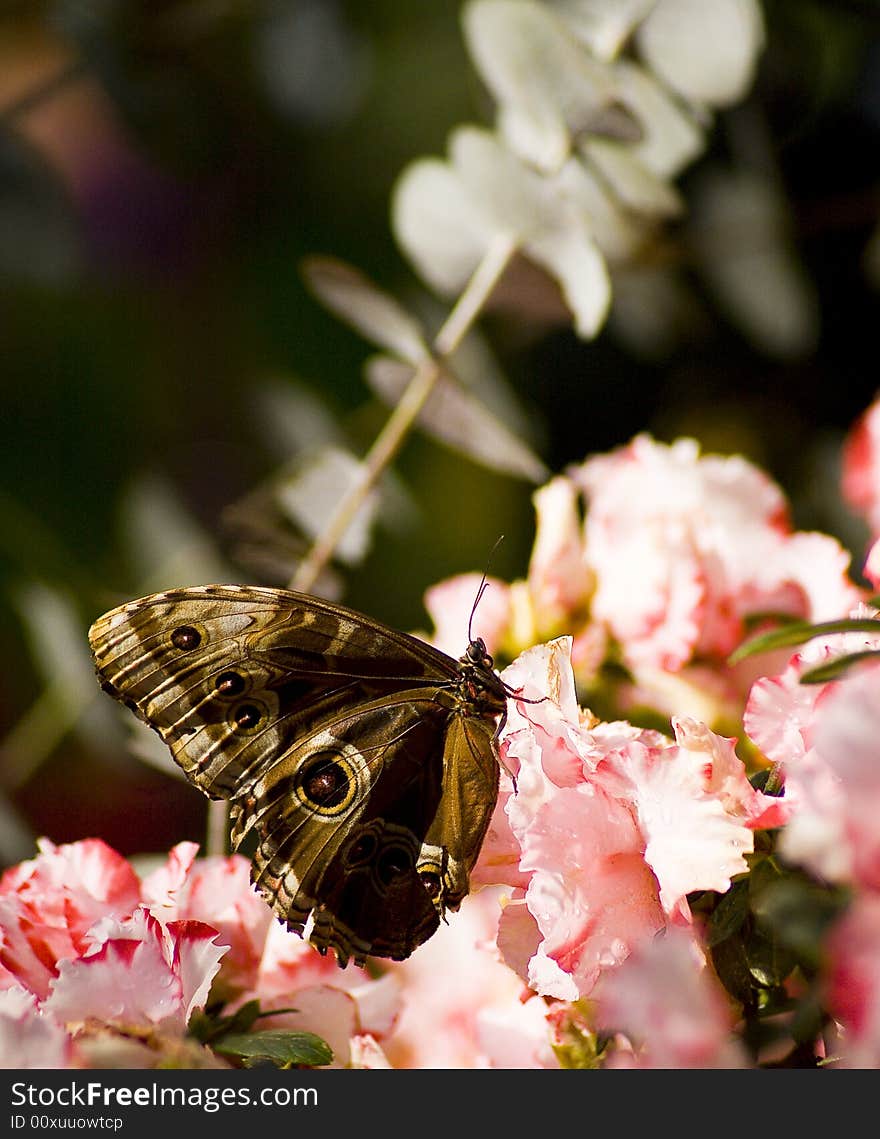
[191, 1000, 303, 1046]
[799, 649, 880, 684]
[751, 877, 850, 970]
[706, 880, 751, 947]
[745, 927, 797, 989]
[728, 617, 880, 664]
[214, 1030, 333, 1069]
[711, 934, 755, 1006]
[748, 855, 785, 899]
[789, 988, 827, 1047]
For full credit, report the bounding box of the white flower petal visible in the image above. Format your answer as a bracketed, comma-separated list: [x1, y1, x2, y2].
[610, 58, 705, 178]
[526, 225, 611, 338]
[545, 0, 655, 60]
[636, 0, 765, 108]
[464, 0, 621, 172]
[391, 157, 489, 295]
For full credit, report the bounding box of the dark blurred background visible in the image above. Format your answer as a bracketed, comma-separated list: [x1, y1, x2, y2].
[1, 0, 879, 864]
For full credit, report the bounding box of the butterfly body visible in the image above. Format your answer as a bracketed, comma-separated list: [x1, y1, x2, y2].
[88, 584, 507, 966]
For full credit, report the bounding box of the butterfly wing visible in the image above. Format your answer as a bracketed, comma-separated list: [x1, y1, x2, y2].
[88, 584, 502, 965]
[235, 691, 453, 964]
[88, 584, 459, 801]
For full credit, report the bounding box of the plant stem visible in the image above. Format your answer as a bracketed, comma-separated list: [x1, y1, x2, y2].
[206, 800, 230, 857]
[289, 233, 518, 595]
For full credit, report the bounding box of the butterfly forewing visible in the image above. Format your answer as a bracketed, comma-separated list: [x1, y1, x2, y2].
[88, 583, 507, 966]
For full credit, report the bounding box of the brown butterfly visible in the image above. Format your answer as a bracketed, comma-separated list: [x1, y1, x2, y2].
[88, 584, 511, 967]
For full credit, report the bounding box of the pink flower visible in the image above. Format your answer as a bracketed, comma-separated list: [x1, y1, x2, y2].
[0, 986, 71, 1069]
[594, 926, 748, 1068]
[0, 838, 141, 998]
[524, 476, 593, 634]
[744, 609, 880, 888]
[572, 434, 861, 672]
[234, 920, 402, 1068]
[142, 842, 273, 998]
[842, 395, 880, 538]
[381, 888, 554, 1068]
[143, 843, 403, 1067]
[422, 573, 511, 657]
[43, 906, 226, 1032]
[826, 892, 880, 1068]
[483, 637, 777, 1000]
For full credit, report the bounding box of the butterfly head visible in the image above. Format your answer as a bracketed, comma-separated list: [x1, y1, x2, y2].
[465, 635, 493, 669]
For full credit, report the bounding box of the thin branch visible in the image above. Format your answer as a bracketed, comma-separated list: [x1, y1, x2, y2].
[290, 233, 519, 595]
[206, 800, 231, 858]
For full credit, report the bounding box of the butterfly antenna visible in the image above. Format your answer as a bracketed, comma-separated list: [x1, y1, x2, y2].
[468, 535, 504, 642]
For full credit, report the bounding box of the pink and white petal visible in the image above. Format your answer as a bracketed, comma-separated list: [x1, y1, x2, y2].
[423, 572, 510, 657]
[743, 662, 820, 766]
[477, 994, 559, 1069]
[0, 838, 141, 964]
[495, 892, 544, 988]
[141, 841, 200, 918]
[45, 935, 183, 1029]
[588, 530, 706, 671]
[777, 751, 852, 884]
[0, 838, 140, 911]
[382, 889, 522, 1069]
[502, 901, 601, 1008]
[166, 920, 228, 1023]
[863, 538, 880, 588]
[342, 971, 402, 1041]
[172, 857, 273, 992]
[349, 1033, 392, 1069]
[842, 398, 880, 535]
[754, 531, 863, 623]
[595, 742, 753, 912]
[811, 662, 880, 889]
[672, 716, 789, 829]
[0, 896, 62, 999]
[519, 784, 666, 996]
[0, 986, 71, 1069]
[470, 788, 528, 890]
[826, 892, 880, 1068]
[254, 919, 355, 999]
[501, 636, 581, 722]
[594, 925, 748, 1068]
[527, 476, 591, 626]
[82, 902, 158, 955]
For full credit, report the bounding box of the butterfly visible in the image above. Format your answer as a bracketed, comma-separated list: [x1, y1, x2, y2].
[88, 584, 512, 967]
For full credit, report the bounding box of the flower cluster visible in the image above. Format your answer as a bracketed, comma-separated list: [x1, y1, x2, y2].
[428, 434, 860, 730]
[0, 839, 397, 1068]
[7, 393, 880, 1068]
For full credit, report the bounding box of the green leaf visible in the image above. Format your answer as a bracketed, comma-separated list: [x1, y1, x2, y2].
[745, 927, 797, 989]
[748, 854, 785, 899]
[189, 999, 264, 1044]
[789, 988, 827, 1047]
[213, 1029, 333, 1069]
[706, 880, 751, 947]
[798, 649, 880, 684]
[711, 933, 755, 1006]
[728, 617, 880, 664]
[751, 876, 850, 970]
